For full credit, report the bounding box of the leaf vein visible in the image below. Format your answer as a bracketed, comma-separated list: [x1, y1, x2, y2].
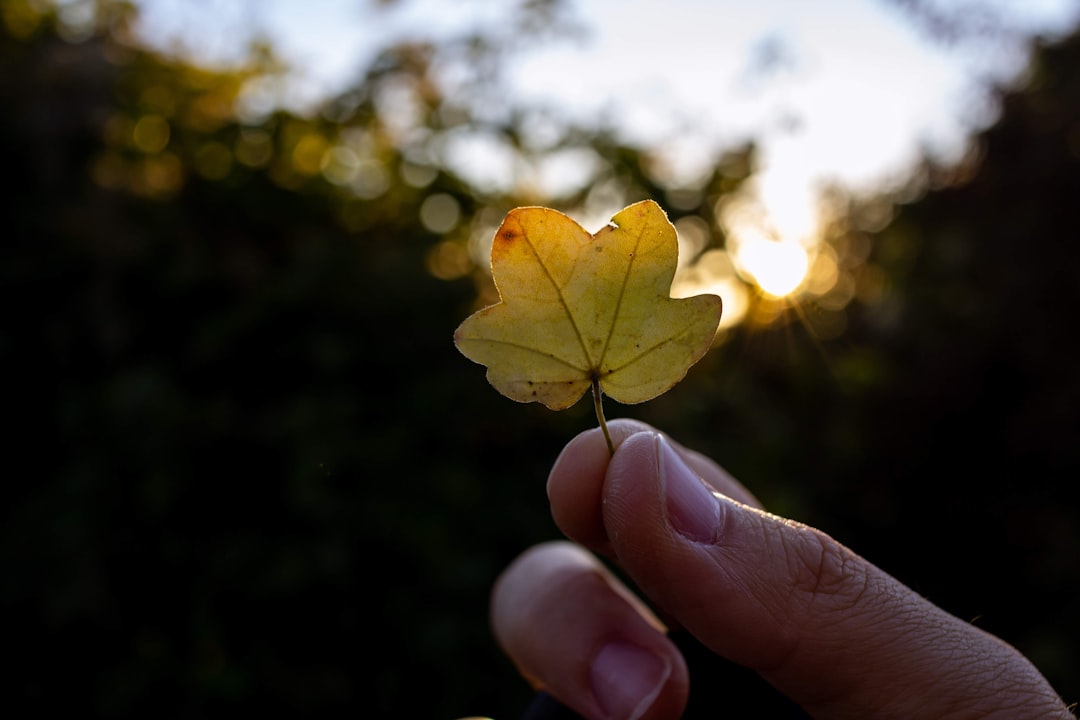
[597, 220, 642, 373]
[606, 326, 688, 376]
[521, 227, 593, 371]
[462, 337, 588, 373]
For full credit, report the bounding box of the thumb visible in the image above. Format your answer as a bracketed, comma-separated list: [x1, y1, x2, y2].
[602, 431, 1070, 719]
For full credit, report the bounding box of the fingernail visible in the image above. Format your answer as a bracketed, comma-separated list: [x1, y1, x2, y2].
[590, 642, 669, 720]
[657, 435, 721, 543]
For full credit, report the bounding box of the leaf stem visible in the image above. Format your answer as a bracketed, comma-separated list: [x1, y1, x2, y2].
[592, 377, 614, 456]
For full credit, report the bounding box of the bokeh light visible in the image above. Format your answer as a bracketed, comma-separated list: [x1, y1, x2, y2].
[420, 193, 461, 234]
[132, 114, 170, 153]
[425, 239, 472, 280]
[291, 134, 329, 176]
[235, 129, 273, 168]
[320, 145, 362, 185]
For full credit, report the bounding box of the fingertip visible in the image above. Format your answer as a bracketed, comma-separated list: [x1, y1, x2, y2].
[591, 641, 686, 720]
[491, 541, 689, 720]
[547, 420, 657, 551]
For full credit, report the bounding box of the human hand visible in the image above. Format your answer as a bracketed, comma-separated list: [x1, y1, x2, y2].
[491, 420, 1073, 719]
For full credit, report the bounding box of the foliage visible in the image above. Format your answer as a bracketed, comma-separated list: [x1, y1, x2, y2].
[1, 0, 1078, 717]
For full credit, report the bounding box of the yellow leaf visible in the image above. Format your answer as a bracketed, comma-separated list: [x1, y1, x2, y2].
[454, 200, 722, 410]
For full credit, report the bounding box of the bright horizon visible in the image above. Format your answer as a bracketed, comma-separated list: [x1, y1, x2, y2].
[128, 0, 1079, 188]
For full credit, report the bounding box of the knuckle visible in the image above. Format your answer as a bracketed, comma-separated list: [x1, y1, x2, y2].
[784, 524, 873, 620]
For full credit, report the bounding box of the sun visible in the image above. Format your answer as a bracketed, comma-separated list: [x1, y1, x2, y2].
[716, 171, 820, 300]
[733, 237, 810, 298]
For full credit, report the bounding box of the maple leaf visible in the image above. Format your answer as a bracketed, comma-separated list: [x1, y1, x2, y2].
[454, 200, 722, 437]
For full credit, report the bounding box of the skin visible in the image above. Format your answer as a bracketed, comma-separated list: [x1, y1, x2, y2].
[489, 420, 1075, 720]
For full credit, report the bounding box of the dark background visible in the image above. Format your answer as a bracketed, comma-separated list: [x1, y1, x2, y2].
[2, 1, 1078, 716]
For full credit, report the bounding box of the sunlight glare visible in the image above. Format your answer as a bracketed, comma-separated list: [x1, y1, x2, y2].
[736, 237, 810, 298]
[718, 174, 820, 299]
[756, 163, 820, 244]
[672, 249, 750, 330]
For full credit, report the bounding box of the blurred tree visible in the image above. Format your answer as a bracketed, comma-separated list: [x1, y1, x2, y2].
[1, 0, 1077, 717]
